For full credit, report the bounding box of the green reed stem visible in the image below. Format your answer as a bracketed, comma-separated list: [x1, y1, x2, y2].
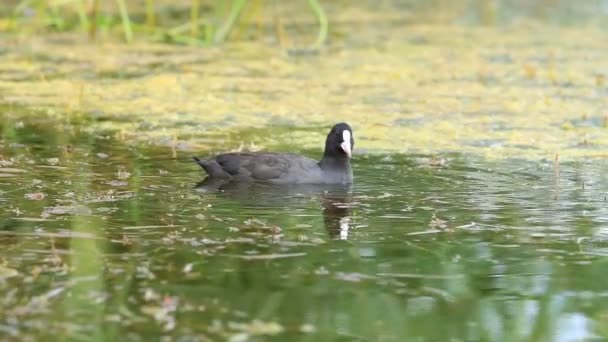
[191, 0, 200, 38]
[35, 0, 48, 31]
[76, 0, 89, 33]
[308, 0, 327, 48]
[115, 0, 133, 42]
[88, 0, 98, 40]
[214, 0, 248, 43]
[146, 0, 156, 27]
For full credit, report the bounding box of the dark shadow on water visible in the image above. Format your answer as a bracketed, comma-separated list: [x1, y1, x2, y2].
[195, 179, 353, 239]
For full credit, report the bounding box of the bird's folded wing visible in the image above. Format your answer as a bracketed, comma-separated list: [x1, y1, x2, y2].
[216, 153, 289, 180]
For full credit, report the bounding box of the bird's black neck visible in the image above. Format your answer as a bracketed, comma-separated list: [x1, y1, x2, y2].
[319, 154, 351, 172]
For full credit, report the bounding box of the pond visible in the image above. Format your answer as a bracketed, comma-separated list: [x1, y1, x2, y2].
[2, 111, 608, 341]
[2, 1, 608, 340]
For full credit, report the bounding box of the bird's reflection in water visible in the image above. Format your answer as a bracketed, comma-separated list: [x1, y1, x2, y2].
[195, 179, 354, 239]
[321, 190, 353, 240]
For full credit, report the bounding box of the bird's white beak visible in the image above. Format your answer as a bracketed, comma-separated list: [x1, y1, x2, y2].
[341, 130, 352, 158]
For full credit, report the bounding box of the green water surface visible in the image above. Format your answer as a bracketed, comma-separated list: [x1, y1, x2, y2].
[2, 1, 608, 340]
[2, 113, 608, 341]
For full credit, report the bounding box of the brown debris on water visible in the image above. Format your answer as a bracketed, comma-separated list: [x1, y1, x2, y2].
[523, 63, 537, 79]
[596, 73, 605, 87]
[46, 158, 59, 166]
[428, 213, 450, 231]
[24, 192, 45, 200]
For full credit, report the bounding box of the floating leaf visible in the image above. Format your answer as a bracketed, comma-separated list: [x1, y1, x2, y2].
[229, 320, 284, 336]
[46, 158, 59, 165]
[107, 180, 128, 187]
[117, 170, 131, 179]
[25, 192, 45, 200]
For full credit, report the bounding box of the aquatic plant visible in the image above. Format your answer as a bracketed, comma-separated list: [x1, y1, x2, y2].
[7, 0, 328, 46]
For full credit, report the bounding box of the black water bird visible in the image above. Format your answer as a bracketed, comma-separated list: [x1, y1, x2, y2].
[194, 123, 354, 185]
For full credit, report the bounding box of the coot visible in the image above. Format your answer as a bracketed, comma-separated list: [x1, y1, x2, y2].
[194, 123, 354, 184]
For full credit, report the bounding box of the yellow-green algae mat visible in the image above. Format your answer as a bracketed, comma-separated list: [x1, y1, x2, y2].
[1, 24, 608, 160]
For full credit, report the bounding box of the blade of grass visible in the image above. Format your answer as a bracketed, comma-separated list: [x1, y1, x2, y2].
[88, 0, 98, 40]
[115, 0, 133, 42]
[204, 21, 214, 43]
[308, 0, 327, 48]
[35, 0, 49, 32]
[213, 0, 248, 43]
[161, 17, 209, 45]
[232, 0, 260, 41]
[191, 0, 200, 38]
[146, 0, 156, 28]
[75, 0, 89, 35]
[252, 0, 264, 36]
[273, 0, 287, 48]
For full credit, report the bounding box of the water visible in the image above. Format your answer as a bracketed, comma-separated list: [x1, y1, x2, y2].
[2, 114, 608, 341]
[2, 1, 608, 340]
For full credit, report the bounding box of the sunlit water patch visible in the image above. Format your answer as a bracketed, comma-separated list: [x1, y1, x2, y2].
[2, 115, 608, 340]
